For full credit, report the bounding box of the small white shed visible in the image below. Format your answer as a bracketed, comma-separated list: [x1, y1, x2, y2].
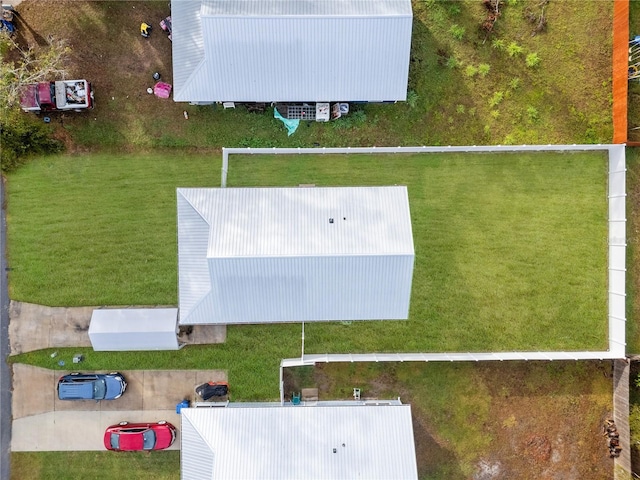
[88, 308, 180, 351]
[177, 186, 415, 325]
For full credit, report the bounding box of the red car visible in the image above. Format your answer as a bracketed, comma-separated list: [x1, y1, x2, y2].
[104, 421, 176, 451]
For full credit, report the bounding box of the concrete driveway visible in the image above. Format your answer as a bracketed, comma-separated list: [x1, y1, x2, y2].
[12, 364, 227, 451]
[8, 301, 226, 355]
[6, 269, 225, 454]
[7, 300, 227, 453]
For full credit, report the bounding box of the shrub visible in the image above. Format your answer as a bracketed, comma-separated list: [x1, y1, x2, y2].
[446, 56, 460, 69]
[478, 64, 491, 77]
[492, 39, 506, 51]
[526, 106, 539, 122]
[407, 90, 419, 109]
[526, 52, 541, 68]
[503, 133, 516, 144]
[509, 77, 521, 90]
[1, 109, 63, 172]
[507, 42, 524, 57]
[450, 24, 465, 40]
[489, 91, 504, 107]
[447, 3, 461, 15]
[465, 65, 479, 77]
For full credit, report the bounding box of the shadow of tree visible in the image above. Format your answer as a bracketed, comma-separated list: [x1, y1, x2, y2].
[11, 10, 47, 47]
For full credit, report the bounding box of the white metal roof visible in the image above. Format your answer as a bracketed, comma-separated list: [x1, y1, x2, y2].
[180, 404, 418, 480]
[183, 187, 414, 257]
[171, 0, 412, 102]
[88, 308, 180, 351]
[177, 187, 415, 325]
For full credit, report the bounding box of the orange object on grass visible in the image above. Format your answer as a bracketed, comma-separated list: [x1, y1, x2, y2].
[612, 0, 629, 144]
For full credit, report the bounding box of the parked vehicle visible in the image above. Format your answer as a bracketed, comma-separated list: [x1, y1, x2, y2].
[104, 421, 177, 451]
[57, 372, 127, 401]
[195, 381, 229, 401]
[1, 4, 15, 35]
[20, 79, 94, 113]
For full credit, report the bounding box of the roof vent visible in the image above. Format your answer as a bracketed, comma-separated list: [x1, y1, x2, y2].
[329, 218, 334, 224]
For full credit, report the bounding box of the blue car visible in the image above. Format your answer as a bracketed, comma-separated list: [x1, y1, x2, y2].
[57, 372, 127, 401]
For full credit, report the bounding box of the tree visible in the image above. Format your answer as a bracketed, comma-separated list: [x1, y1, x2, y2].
[0, 31, 70, 110]
[0, 32, 67, 172]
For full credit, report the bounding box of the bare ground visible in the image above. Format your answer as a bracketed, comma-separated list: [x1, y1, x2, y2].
[10, 0, 185, 150]
[285, 361, 613, 479]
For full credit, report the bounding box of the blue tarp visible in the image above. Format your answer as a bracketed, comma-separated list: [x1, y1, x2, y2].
[274, 108, 300, 136]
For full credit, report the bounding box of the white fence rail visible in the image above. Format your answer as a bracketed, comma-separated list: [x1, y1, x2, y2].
[219, 144, 627, 405]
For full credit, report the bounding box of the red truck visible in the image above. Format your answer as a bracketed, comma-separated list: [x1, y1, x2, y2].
[20, 79, 94, 113]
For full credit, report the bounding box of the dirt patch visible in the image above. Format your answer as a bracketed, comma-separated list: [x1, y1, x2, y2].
[473, 362, 612, 480]
[523, 435, 552, 463]
[285, 361, 613, 479]
[11, 0, 185, 148]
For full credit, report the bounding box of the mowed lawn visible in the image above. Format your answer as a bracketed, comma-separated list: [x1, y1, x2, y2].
[7, 150, 608, 355]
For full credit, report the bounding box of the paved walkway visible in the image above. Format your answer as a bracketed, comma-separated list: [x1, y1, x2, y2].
[9, 301, 226, 355]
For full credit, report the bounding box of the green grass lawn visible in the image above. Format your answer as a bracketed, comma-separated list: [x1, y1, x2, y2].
[11, 451, 179, 480]
[6, 151, 218, 306]
[230, 151, 609, 354]
[8, 149, 608, 389]
[627, 148, 640, 354]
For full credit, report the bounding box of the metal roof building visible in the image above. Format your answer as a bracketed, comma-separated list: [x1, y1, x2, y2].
[88, 308, 180, 351]
[170, 0, 413, 103]
[177, 186, 415, 325]
[180, 403, 418, 480]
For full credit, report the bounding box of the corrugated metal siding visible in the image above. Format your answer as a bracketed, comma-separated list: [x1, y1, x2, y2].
[177, 187, 415, 325]
[181, 413, 215, 479]
[201, 0, 412, 17]
[177, 191, 214, 324]
[172, 0, 206, 101]
[181, 405, 418, 480]
[196, 187, 414, 257]
[88, 309, 179, 350]
[172, 0, 412, 102]
[181, 291, 216, 325]
[209, 254, 414, 322]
